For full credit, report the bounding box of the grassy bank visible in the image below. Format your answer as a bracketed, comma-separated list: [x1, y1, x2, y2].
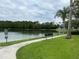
[0, 37, 45, 47]
[17, 35, 79, 59]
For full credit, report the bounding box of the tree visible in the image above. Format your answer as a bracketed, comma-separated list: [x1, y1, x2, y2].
[73, 0, 79, 19]
[65, 20, 79, 29]
[0, 21, 58, 30]
[55, 7, 69, 33]
[66, 0, 73, 39]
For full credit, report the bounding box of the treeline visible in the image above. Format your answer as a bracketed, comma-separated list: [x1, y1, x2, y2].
[0, 21, 58, 31]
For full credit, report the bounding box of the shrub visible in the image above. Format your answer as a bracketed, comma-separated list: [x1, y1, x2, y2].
[71, 30, 79, 35]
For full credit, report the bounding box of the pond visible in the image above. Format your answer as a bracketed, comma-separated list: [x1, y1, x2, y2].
[0, 30, 58, 42]
[0, 32, 45, 42]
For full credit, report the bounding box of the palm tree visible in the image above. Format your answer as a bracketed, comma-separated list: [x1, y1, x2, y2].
[66, 0, 73, 39]
[55, 7, 69, 34]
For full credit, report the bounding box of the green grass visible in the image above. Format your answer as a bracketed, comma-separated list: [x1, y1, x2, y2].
[16, 35, 79, 59]
[0, 37, 45, 47]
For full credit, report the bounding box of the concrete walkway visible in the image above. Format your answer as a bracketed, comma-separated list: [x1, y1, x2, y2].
[0, 35, 65, 59]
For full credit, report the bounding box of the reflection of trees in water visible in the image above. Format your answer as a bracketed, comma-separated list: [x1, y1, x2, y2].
[0, 28, 57, 35]
[21, 30, 57, 35]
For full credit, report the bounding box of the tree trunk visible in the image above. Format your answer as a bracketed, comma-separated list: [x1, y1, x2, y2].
[66, 0, 73, 39]
[63, 20, 66, 34]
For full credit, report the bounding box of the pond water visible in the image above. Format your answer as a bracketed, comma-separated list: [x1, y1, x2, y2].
[0, 32, 45, 42]
[0, 30, 59, 42]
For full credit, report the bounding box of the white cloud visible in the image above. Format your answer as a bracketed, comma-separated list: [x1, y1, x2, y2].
[0, 0, 70, 23]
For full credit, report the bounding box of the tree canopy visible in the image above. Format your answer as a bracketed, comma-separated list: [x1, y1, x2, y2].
[0, 21, 58, 31]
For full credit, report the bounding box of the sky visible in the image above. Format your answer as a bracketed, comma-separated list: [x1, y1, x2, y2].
[0, 0, 70, 23]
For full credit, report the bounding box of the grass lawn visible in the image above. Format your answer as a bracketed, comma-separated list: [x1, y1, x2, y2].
[0, 37, 45, 47]
[16, 35, 79, 59]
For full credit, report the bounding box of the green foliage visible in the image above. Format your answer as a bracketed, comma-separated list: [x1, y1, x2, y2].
[16, 35, 79, 59]
[73, 0, 79, 18]
[0, 21, 58, 31]
[55, 7, 69, 21]
[65, 20, 79, 29]
[71, 30, 79, 35]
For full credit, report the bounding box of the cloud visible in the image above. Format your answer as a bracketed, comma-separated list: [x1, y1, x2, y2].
[0, 0, 70, 23]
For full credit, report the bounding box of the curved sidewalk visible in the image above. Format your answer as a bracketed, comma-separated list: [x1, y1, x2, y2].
[0, 34, 66, 59]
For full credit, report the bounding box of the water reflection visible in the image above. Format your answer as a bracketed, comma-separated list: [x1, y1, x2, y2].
[0, 30, 58, 42]
[0, 32, 44, 42]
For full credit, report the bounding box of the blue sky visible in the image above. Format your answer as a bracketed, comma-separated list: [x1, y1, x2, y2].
[0, 0, 70, 23]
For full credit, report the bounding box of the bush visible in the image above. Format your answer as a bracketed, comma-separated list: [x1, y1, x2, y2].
[71, 30, 79, 35]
